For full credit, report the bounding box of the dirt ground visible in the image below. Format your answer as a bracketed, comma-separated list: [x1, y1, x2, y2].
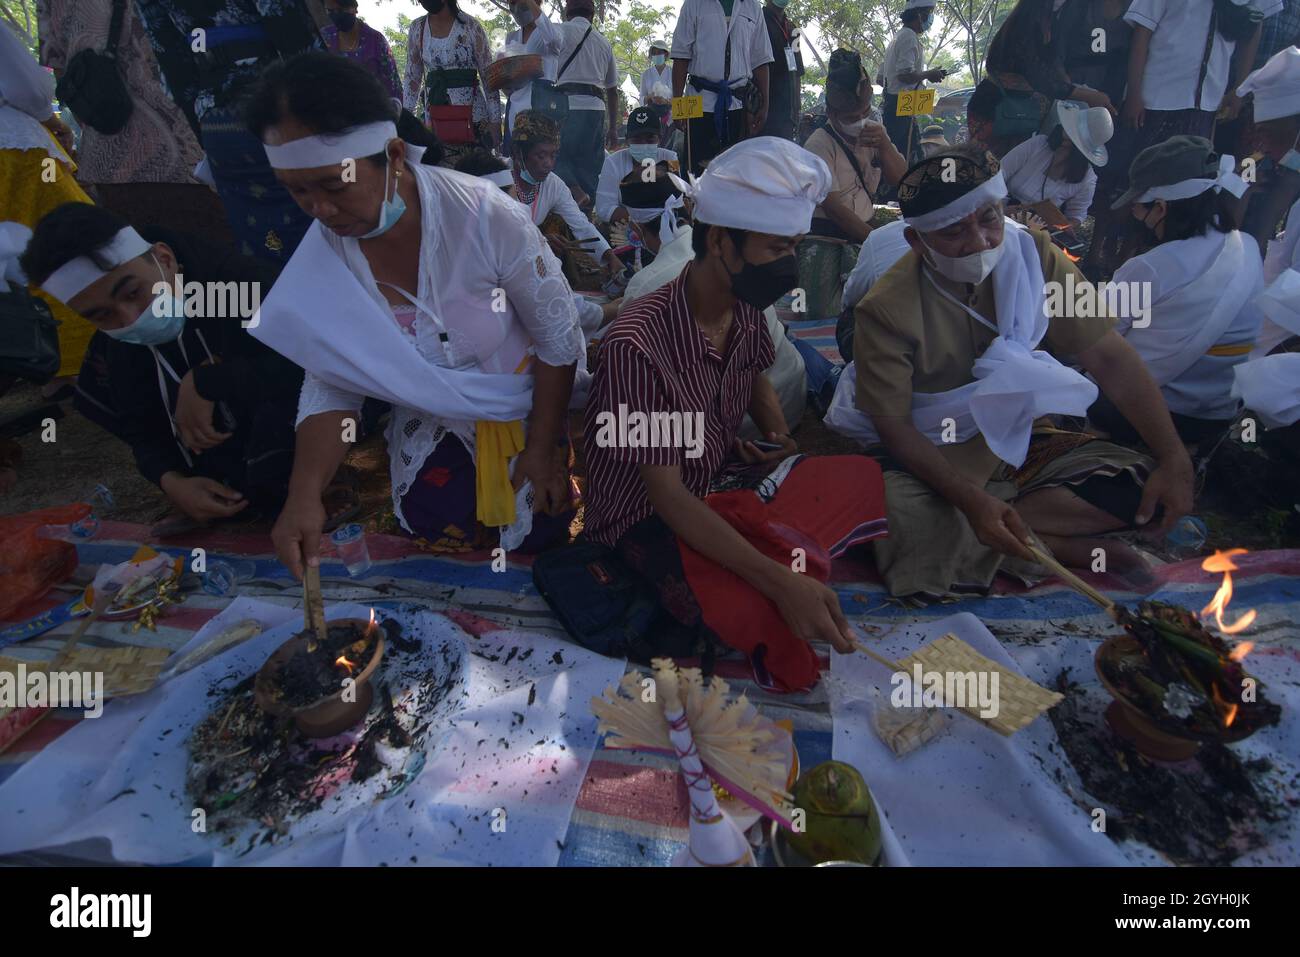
[2, 379, 1296, 557]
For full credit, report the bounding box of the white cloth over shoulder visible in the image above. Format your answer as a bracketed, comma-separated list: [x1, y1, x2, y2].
[1233, 353, 1300, 428]
[252, 164, 584, 543]
[826, 221, 1098, 467]
[842, 220, 912, 311]
[1113, 230, 1263, 419]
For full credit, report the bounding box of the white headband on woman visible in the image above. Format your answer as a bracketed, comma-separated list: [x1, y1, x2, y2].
[263, 120, 398, 169]
[1133, 154, 1249, 204]
[904, 171, 1008, 232]
[40, 226, 153, 303]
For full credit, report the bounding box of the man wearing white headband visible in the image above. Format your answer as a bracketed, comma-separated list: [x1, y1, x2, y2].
[22, 203, 305, 534]
[826, 146, 1193, 598]
[247, 53, 585, 576]
[576, 138, 888, 693]
[1098, 136, 1264, 448]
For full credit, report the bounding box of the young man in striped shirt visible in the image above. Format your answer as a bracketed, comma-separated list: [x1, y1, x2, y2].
[582, 138, 889, 692]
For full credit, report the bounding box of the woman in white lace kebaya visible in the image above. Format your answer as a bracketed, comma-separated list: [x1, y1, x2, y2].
[246, 54, 584, 576]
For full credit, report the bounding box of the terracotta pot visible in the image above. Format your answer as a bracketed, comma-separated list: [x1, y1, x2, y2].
[254, 618, 385, 738]
[1094, 634, 1252, 762]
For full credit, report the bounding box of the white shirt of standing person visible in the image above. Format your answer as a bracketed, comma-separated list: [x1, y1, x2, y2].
[1124, 0, 1283, 112]
[505, 14, 562, 134]
[670, 0, 775, 112]
[553, 15, 618, 111]
[640, 63, 670, 104]
[882, 26, 924, 95]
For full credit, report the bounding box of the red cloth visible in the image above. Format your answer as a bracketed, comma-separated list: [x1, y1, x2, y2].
[676, 456, 888, 692]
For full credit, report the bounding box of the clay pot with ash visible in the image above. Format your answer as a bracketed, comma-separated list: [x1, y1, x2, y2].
[255, 618, 386, 738]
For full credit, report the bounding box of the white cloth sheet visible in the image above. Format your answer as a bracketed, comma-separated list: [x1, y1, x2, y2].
[0, 599, 624, 866]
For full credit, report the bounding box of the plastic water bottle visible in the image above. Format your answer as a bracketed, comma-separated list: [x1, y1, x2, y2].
[37, 484, 115, 542]
[37, 514, 101, 542]
[331, 523, 372, 577]
[1166, 515, 1208, 560]
[201, 559, 257, 596]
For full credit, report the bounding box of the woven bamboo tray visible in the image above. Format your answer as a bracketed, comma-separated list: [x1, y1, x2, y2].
[895, 633, 1063, 736]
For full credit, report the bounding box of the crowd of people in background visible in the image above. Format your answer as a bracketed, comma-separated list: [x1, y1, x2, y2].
[1, 0, 1298, 690]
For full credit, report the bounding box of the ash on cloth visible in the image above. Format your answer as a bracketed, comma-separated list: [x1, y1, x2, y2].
[0, 601, 623, 866]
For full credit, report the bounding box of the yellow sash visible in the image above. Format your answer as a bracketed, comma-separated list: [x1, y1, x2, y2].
[474, 355, 534, 528]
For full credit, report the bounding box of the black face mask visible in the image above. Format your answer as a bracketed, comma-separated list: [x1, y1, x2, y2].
[725, 252, 800, 310]
[422, 0, 446, 13]
[330, 10, 358, 30]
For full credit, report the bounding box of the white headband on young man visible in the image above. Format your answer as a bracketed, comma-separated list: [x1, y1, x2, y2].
[263, 120, 398, 169]
[625, 193, 687, 246]
[903, 171, 1008, 232]
[1132, 154, 1249, 205]
[40, 226, 153, 303]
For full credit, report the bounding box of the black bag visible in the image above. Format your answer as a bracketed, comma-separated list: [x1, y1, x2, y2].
[532, 539, 695, 662]
[0, 289, 61, 385]
[533, 24, 594, 124]
[1214, 0, 1264, 43]
[55, 0, 134, 135]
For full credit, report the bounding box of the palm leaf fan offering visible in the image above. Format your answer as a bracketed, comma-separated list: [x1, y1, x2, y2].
[590, 658, 795, 827]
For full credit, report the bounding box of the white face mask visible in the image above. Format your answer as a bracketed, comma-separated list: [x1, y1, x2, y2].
[921, 236, 1004, 285]
[835, 117, 866, 138]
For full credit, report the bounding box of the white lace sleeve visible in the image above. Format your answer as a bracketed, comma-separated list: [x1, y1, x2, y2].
[484, 196, 586, 367]
[295, 370, 365, 428]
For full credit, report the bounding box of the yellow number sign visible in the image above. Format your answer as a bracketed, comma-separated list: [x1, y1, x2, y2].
[671, 95, 704, 120]
[896, 88, 937, 117]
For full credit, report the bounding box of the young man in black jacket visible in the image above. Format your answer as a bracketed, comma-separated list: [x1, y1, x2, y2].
[22, 202, 307, 532]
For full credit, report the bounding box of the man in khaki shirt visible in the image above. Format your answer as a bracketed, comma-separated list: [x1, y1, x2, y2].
[831, 146, 1194, 597]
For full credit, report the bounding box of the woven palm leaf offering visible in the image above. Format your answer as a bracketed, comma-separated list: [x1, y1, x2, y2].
[592, 659, 796, 865]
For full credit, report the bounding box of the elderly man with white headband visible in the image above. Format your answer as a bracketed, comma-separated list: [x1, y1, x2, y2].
[576, 138, 888, 694]
[826, 146, 1193, 599]
[246, 53, 586, 575]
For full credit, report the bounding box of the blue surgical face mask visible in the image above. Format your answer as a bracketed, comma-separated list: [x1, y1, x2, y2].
[519, 165, 541, 186]
[922, 11, 935, 30]
[105, 256, 187, 346]
[628, 143, 658, 164]
[772, 0, 790, 7]
[359, 153, 407, 239]
[1280, 133, 1300, 173]
[651, 53, 666, 66]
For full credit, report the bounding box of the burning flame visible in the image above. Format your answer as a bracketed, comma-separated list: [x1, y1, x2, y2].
[1211, 684, 1239, 729]
[1200, 549, 1257, 635]
[1228, 641, 1254, 662]
[368, 608, 377, 634]
[335, 654, 356, 672]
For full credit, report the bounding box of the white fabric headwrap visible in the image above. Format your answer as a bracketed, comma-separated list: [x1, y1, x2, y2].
[263, 120, 398, 170]
[1133, 154, 1248, 204]
[904, 171, 1009, 232]
[668, 137, 830, 236]
[625, 194, 687, 247]
[1237, 46, 1300, 123]
[483, 168, 515, 188]
[40, 226, 152, 303]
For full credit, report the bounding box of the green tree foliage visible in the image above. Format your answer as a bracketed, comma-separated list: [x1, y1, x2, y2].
[0, 0, 39, 56]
